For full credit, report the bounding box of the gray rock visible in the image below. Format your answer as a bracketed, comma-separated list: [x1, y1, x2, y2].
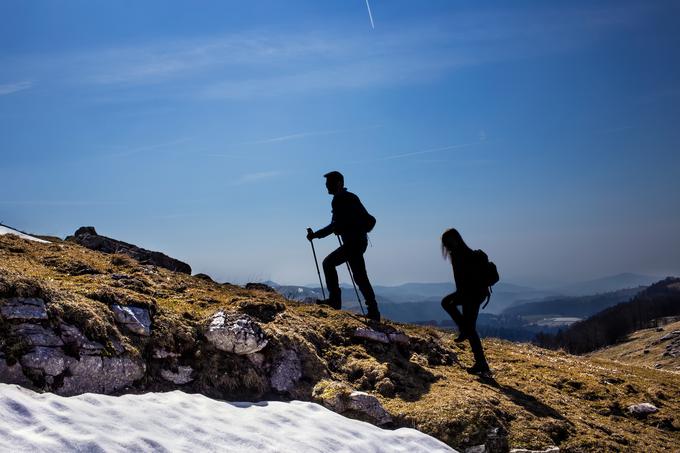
[347, 391, 392, 426]
[101, 357, 146, 393]
[60, 355, 146, 395]
[388, 332, 410, 345]
[160, 366, 194, 385]
[111, 304, 151, 336]
[0, 357, 32, 387]
[13, 324, 64, 347]
[510, 448, 559, 453]
[353, 328, 389, 344]
[628, 403, 658, 416]
[204, 311, 268, 355]
[21, 347, 74, 376]
[248, 352, 266, 368]
[0, 297, 48, 320]
[270, 350, 302, 392]
[466, 446, 486, 453]
[152, 348, 180, 359]
[59, 356, 105, 395]
[353, 328, 410, 345]
[59, 323, 105, 355]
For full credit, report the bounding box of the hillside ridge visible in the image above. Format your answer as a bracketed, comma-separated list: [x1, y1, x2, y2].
[1, 231, 679, 452]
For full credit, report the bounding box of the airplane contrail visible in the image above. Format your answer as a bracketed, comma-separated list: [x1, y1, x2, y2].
[365, 0, 375, 29]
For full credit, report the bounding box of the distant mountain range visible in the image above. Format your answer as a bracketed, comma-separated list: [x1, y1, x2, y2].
[267, 272, 663, 321]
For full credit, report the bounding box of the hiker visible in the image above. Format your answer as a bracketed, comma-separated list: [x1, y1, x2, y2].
[440, 228, 496, 375]
[306, 171, 380, 321]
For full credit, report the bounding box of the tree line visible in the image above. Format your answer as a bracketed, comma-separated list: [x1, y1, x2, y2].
[534, 277, 680, 354]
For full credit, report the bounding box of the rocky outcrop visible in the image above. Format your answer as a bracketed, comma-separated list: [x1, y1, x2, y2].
[204, 311, 268, 354]
[66, 226, 191, 274]
[270, 349, 302, 392]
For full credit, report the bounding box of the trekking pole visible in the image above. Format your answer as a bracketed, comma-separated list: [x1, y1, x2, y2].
[337, 236, 366, 316]
[307, 228, 326, 300]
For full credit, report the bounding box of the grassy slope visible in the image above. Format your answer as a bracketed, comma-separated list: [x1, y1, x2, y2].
[1, 233, 679, 452]
[589, 320, 680, 373]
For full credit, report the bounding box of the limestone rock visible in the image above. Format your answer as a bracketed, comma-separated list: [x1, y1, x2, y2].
[270, 350, 302, 393]
[0, 297, 48, 320]
[111, 304, 151, 336]
[161, 366, 194, 385]
[628, 403, 658, 416]
[204, 311, 268, 355]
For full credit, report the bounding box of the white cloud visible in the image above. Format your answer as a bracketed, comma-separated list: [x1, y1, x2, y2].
[0, 80, 32, 96]
[233, 170, 282, 185]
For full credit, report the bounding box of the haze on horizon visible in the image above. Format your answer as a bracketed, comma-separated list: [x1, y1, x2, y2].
[1, 0, 679, 288]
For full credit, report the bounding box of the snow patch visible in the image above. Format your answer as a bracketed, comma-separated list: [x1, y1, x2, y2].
[0, 384, 455, 452]
[0, 225, 49, 243]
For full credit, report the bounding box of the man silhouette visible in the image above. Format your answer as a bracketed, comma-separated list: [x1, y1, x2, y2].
[306, 171, 380, 321]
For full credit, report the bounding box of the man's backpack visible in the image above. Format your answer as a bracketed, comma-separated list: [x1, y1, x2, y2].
[364, 212, 376, 233]
[473, 250, 499, 309]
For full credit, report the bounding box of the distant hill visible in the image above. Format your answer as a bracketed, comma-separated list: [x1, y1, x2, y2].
[502, 287, 645, 319]
[555, 273, 661, 296]
[535, 277, 680, 354]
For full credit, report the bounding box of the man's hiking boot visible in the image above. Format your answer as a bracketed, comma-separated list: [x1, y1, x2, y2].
[454, 333, 468, 343]
[315, 298, 341, 310]
[364, 302, 381, 322]
[466, 363, 491, 377]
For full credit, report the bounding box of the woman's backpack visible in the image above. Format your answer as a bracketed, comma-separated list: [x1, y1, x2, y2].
[472, 250, 499, 309]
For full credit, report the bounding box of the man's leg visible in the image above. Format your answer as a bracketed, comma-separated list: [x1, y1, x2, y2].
[346, 241, 380, 320]
[322, 246, 346, 308]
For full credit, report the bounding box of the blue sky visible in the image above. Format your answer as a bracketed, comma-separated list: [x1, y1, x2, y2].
[1, 0, 679, 287]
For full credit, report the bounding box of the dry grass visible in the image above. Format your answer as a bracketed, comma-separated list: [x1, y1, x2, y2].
[589, 320, 680, 373]
[1, 233, 680, 452]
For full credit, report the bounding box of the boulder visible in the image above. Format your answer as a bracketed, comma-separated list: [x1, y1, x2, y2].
[111, 304, 152, 336]
[0, 297, 48, 320]
[66, 226, 191, 274]
[312, 380, 392, 426]
[204, 311, 268, 355]
[161, 366, 194, 385]
[270, 350, 302, 393]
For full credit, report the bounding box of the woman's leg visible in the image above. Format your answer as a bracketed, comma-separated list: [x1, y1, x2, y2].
[463, 297, 489, 372]
[441, 292, 466, 337]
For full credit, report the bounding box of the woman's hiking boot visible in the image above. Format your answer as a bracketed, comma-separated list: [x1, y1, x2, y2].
[466, 363, 491, 376]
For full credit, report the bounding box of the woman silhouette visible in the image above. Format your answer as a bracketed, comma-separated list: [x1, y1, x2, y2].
[440, 228, 491, 375]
